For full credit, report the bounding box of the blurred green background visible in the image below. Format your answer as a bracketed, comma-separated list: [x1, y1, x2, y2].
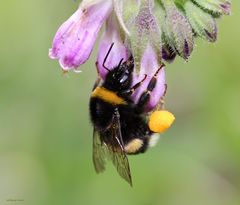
[0, 1, 240, 205]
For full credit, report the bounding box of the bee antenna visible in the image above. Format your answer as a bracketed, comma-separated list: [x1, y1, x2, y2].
[117, 58, 124, 68]
[102, 43, 114, 72]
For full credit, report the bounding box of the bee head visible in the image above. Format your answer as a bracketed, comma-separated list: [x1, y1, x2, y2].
[104, 58, 134, 91]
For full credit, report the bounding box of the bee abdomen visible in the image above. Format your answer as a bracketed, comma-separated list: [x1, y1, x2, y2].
[124, 139, 144, 154]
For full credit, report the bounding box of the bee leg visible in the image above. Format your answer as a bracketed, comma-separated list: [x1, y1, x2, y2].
[130, 74, 147, 92]
[136, 64, 165, 112]
[158, 83, 167, 109]
[121, 74, 147, 96]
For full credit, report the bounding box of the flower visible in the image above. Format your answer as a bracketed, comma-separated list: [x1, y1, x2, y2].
[191, 0, 231, 16]
[154, 0, 231, 61]
[185, 1, 217, 42]
[162, 0, 194, 60]
[127, 0, 162, 72]
[162, 43, 176, 63]
[49, 0, 231, 111]
[96, 13, 130, 79]
[49, 0, 112, 71]
[49, 0, 231, 69]
[132, 44, 166, 112]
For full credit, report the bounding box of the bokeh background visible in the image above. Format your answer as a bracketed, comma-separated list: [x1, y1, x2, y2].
[0, 1, 240, 205]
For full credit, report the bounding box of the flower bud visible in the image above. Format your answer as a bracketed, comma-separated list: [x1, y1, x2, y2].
[113, 0, 141, 36]
[154, 2, 177, 63]
[128, 0, 162, 72]
[163, 0, 194, 60]
[185, 1, 217, 42]
[192, 0, 231, 16]
[162, 42, 177, 63]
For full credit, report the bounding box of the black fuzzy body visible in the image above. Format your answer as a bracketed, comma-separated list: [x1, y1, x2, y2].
[90, 98, 151, 154]
[89, 59, 152, 154]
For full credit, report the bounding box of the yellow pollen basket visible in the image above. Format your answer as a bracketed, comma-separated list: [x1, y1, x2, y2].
[148, 110, 175, 133]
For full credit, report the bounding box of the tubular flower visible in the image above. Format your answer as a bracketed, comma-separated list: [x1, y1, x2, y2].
[132, 44, 166, 112]
[49, 0, 113, 71]
[49, 0, 231, 110]
[96, 13, 130, 79]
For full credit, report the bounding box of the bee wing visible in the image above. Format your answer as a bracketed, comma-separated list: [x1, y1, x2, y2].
[92, 127, 108, 173]
[105, 109, 132, 186]
[92, 109, 132, 186]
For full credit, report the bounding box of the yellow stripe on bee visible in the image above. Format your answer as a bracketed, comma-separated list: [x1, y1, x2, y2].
[91, 87, 127, 105]
[124, 139, 143, 154]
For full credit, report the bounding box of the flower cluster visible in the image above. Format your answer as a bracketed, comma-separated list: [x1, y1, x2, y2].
[49, 0, 231, 111]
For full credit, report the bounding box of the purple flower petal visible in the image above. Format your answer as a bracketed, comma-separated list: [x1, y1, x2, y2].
[49, 0, 112, 71]
[132, 44, 166, 112]
[220, 1, 231, 15]
[97, 13, 129, 79]
[162, 43, 176, 63]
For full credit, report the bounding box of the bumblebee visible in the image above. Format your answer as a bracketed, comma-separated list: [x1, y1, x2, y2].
[89, 43, 174, 186]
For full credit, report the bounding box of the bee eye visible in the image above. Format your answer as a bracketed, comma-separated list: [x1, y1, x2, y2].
[120, 75, 128, 83]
